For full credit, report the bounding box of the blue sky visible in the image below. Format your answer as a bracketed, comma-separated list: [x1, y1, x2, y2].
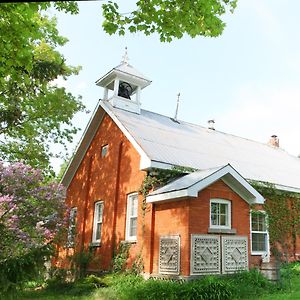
[51, 0, 300, 171]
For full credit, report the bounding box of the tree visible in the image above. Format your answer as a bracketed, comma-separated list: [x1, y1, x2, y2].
[0, 161, 67, 258]
[0, 2, 84, 171]
[102, 0, 238, 42]
[0, 161, 67, 294]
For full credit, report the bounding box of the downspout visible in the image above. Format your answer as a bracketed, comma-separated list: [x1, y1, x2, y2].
[111, 141, 124, 259]
[81, 154, 94, 252]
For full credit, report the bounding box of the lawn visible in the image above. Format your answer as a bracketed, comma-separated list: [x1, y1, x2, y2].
[16, 264, 300, 300]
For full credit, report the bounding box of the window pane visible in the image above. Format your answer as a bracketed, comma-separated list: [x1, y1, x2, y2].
[220, 203, 227, 214]
[130, 217, 137, 237]
[259, 215, 266, 231]
[67, 208, 77, 246]
[252, 213, 266, 232]
[101, 145, 108, 157]
[252, 233, 266, 251]
[97, 204, 103, 222]
[220, 214, 227, 226]
[131, 195, 138, 217]
[210, 201, 229, 227]
[211, 203, 218, 214]
[96, 223, 102, 241]
[211, 214, 218, 225]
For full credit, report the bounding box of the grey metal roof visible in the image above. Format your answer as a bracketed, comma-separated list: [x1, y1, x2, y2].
[149, 166, 223, 196]
[147, 164, 265, 204]
[104, 101, 300, 192]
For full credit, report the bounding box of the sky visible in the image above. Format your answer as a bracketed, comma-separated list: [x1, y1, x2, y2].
[51, 0, 300, 172]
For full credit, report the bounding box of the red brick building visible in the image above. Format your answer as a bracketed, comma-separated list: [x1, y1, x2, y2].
[57, 54, 300, 279]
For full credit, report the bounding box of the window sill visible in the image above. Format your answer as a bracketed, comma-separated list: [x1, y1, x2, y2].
[208, 228, 237, 234]
[121, 239, 137, 244]
[90, 242, 101, 247]
[251, 251, 267, 256]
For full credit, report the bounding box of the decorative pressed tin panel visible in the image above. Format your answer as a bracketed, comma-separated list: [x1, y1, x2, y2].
[159, 235, 180, 275]
[222, 236, 248, 273]
[191, 235, 221, 275]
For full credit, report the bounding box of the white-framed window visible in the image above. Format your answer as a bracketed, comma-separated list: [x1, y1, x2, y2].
[92, 201, 104, 244]
[125, 193, 138, 241]
[101, 144, 108, 157]
[67, 207, 77, 247]
[251, 211, 269, 255]
[210, 199, 231, 229]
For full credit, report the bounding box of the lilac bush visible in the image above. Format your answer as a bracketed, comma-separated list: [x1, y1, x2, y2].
[0, 161, 67, 260]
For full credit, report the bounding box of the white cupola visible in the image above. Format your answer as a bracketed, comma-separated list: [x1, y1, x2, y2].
[95, 48, 151, 114]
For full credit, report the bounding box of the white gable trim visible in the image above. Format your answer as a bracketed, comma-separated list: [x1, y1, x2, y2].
[61, 103, 105, 187]
[61, 100, 152, 188]
[146, 165, 265, 205]
[100, 101, 151, 169]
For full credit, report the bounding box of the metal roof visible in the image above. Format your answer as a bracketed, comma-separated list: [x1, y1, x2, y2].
[147, 164, 265, 204]
[95, 63, 151, 89]
[103, 101, 300, 193]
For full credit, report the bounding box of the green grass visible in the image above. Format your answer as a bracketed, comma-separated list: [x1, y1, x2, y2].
[15, 263, 300, 300]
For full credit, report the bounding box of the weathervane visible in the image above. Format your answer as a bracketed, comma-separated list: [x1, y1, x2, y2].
[121, 47, 129, 65]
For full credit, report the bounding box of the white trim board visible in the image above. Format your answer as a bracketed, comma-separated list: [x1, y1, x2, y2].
[146, 164, 265, 205]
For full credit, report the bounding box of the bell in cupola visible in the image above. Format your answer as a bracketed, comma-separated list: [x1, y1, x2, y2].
[95, 47, 152, 114]
[118, 81, 133, 100]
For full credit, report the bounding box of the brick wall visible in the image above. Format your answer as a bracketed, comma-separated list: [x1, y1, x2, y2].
[56, 113, 146, 271]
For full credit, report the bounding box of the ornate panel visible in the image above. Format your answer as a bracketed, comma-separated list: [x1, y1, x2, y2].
[159, 235, 180, 275]
[222, 236, 248, 274]
[191, 235, 221, 275]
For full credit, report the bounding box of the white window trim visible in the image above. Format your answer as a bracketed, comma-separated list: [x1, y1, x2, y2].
[67, 207, 77, 247]
[125, 192, 138, 242]
[92, 201, 104, 244]
[250, 210, 270, 256]
[209, 199, 231, 230]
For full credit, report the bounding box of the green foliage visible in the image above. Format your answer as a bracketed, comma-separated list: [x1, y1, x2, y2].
[82, 275, 108, 288]
[0, 2, 84, 172]
[130, 252, 144, 275]
[0, 244, 53, 298]
[251, 181, 300, 261]
[102, 0, 238, 42]
[112, 243, 131, 273]
[17, 264, 300, 300]
[46, 280, 97, 297]
[69, 248, 96, 280]
[140, 166, 195, 198]
[96, 269, 276, 300]
[230, 269, 275, 299]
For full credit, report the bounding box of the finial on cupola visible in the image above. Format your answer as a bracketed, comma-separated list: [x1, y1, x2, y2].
[121, 47, 129, 65]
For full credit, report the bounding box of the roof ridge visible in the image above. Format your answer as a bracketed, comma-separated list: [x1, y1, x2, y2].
[138, 107, 294, 157]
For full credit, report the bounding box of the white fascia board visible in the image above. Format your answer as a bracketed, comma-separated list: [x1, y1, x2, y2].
[100, 101, 151, 170]
[115, 71, 151, 89]
[61, 102, 105, 187]
[149, 160, 176, 170]
[146, 189, 189, 203]
[188, 165, 265, 204]
[146, 164, 265, 205]
[273, 183, 300, 194]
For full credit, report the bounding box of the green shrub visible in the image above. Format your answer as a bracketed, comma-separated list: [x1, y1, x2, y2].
[0, 245, 52, 298]
[112, 243, 130, 273]
[188, 276, 233, 300]
[83, 274, 108, 287]
[229, 269, 277, 299]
